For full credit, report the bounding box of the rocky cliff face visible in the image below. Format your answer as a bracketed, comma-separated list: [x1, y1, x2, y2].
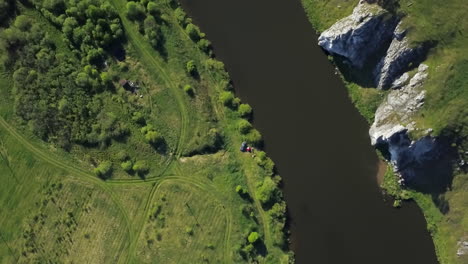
[374, 22, 429, 89]
[318, 2, 451, 190]
[318, 1, 398, 68]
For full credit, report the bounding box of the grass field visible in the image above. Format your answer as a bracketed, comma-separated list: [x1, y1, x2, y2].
[301, 0, 468, 263]
[0, 0, 291, 263]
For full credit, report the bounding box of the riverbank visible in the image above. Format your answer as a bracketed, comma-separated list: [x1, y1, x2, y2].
[178, 0, 438, 262]
[301, 0, 468, 263]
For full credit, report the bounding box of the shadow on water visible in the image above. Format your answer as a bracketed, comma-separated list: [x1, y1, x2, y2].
[178, 0, 439, 263]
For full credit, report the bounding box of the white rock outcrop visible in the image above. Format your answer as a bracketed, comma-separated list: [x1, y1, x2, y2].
[318, 1, 398, 68]
[370, 64, 429, 145]
[374, 22, 428, 89]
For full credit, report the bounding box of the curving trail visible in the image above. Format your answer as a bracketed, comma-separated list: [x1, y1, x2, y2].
[0, 115, 135, 261]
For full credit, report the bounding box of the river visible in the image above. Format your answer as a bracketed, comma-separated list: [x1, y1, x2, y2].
[178, 0, 439, 263]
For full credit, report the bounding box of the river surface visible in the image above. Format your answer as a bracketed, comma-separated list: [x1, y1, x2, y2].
[179, 0, 439, 263]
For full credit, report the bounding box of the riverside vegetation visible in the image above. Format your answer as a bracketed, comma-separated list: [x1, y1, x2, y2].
[302, 0, 468, 263]
[0, 0, 293, 263]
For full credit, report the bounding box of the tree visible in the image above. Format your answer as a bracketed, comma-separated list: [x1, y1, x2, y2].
[0, 0, 13, 23]
[186, 60, 197, 76]
[197, 39, 211, 54]
[132, 112, 146, 125]
[62, 17, 78, 37]
[243, 129, 262, 146]
[133, 160, 149, 175]
[219, 91, 234, 107]
[116, 150, 129, 161]
[121, 160, 133, 172]
[14, 15, 32, 31]
[185, 23, 202, 41]
[174, 7, 186, 25]
[256, 177, 279, 205]
[94, 161, 112, 179]
[238, 103, 252, 118]
[247, 232, 260, 244]
[144, 16, 160, 48]
[238, 119, 252, 134]
[126, 1, 145, 21]
[145, 130, 162, 145]
[183, 84, 194, 96]
[147, 2, 159, 17]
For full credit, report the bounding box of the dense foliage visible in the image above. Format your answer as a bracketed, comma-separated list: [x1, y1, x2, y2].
[0, 0, 126, 150]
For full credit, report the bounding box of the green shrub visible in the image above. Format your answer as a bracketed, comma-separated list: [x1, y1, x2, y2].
[126, 1, 145, 21]
[238, 103, 252, 118]
[185, 226, 193, 235]
[197, 39, 211, 54]
[185, 23, 203, 41]
[247, 232, 260, 244]
[94, 161, 112, 179]
[183, 84, 194, 95]
[133, 160, 149, 174]
[147, 2, 159, 17]
[174, 7, 186, 25]
[219, 91, 234, 106]
[186, 60, 197, 76]
[132, 111, 146, 125]
[145, 130, 162, 145]
[238, 119, 252, 134]
[243, 129, 262, 146]
[256, 177, 280, 205]
[121, 160, 133, 172]
[254, 150, 275, 173]
[115, 150, 129, 161]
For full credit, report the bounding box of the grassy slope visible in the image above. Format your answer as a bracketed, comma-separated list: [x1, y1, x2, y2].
[301, 0, 468, 263]
[0, 1, 291, 264]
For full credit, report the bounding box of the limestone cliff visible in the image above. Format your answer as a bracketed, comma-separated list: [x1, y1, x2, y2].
[318, 2, 451, 189]
[317, 1, 398, 68]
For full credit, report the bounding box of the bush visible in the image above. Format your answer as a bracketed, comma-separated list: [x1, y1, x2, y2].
[247, 232, 260, 244]
[121, 160, 133, 172]
[147, 2, 159, 17]
[116, 150, 129, 161]
[183, 84, 194, 95]
[185, 226, 193, 235]
[197, 39, 211, 54]
[185, 23, 203, 41]
[238, 119, 252, 134]
[254, 151, 275, 174]
[132, 112, 146, 125]
[133, 160, 149, 174]
[186, 60, 197, 76]
[144, 16, 160, 48]
[126, 1, 145, 21]
[243, 129, 262, 146]
[256, 177, 280, 205]
[94, 161, 112, 179]
[174, 7, 186, 25]
[140, 124, 154, 134]
[238, 103, 252, 118]
[145, 130, 162, 145]
[219, 91, 234, 106]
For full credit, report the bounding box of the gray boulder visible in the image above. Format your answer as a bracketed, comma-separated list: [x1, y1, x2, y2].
[374, 23, 428, 89]
[369, 64, 452, 189]
[318, 1, 398, 68]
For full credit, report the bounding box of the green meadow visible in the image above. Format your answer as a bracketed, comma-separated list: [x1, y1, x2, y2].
[0, 0, 292, 263]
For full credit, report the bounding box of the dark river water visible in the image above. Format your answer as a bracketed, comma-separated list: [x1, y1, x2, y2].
[179, 0, 439, 263]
